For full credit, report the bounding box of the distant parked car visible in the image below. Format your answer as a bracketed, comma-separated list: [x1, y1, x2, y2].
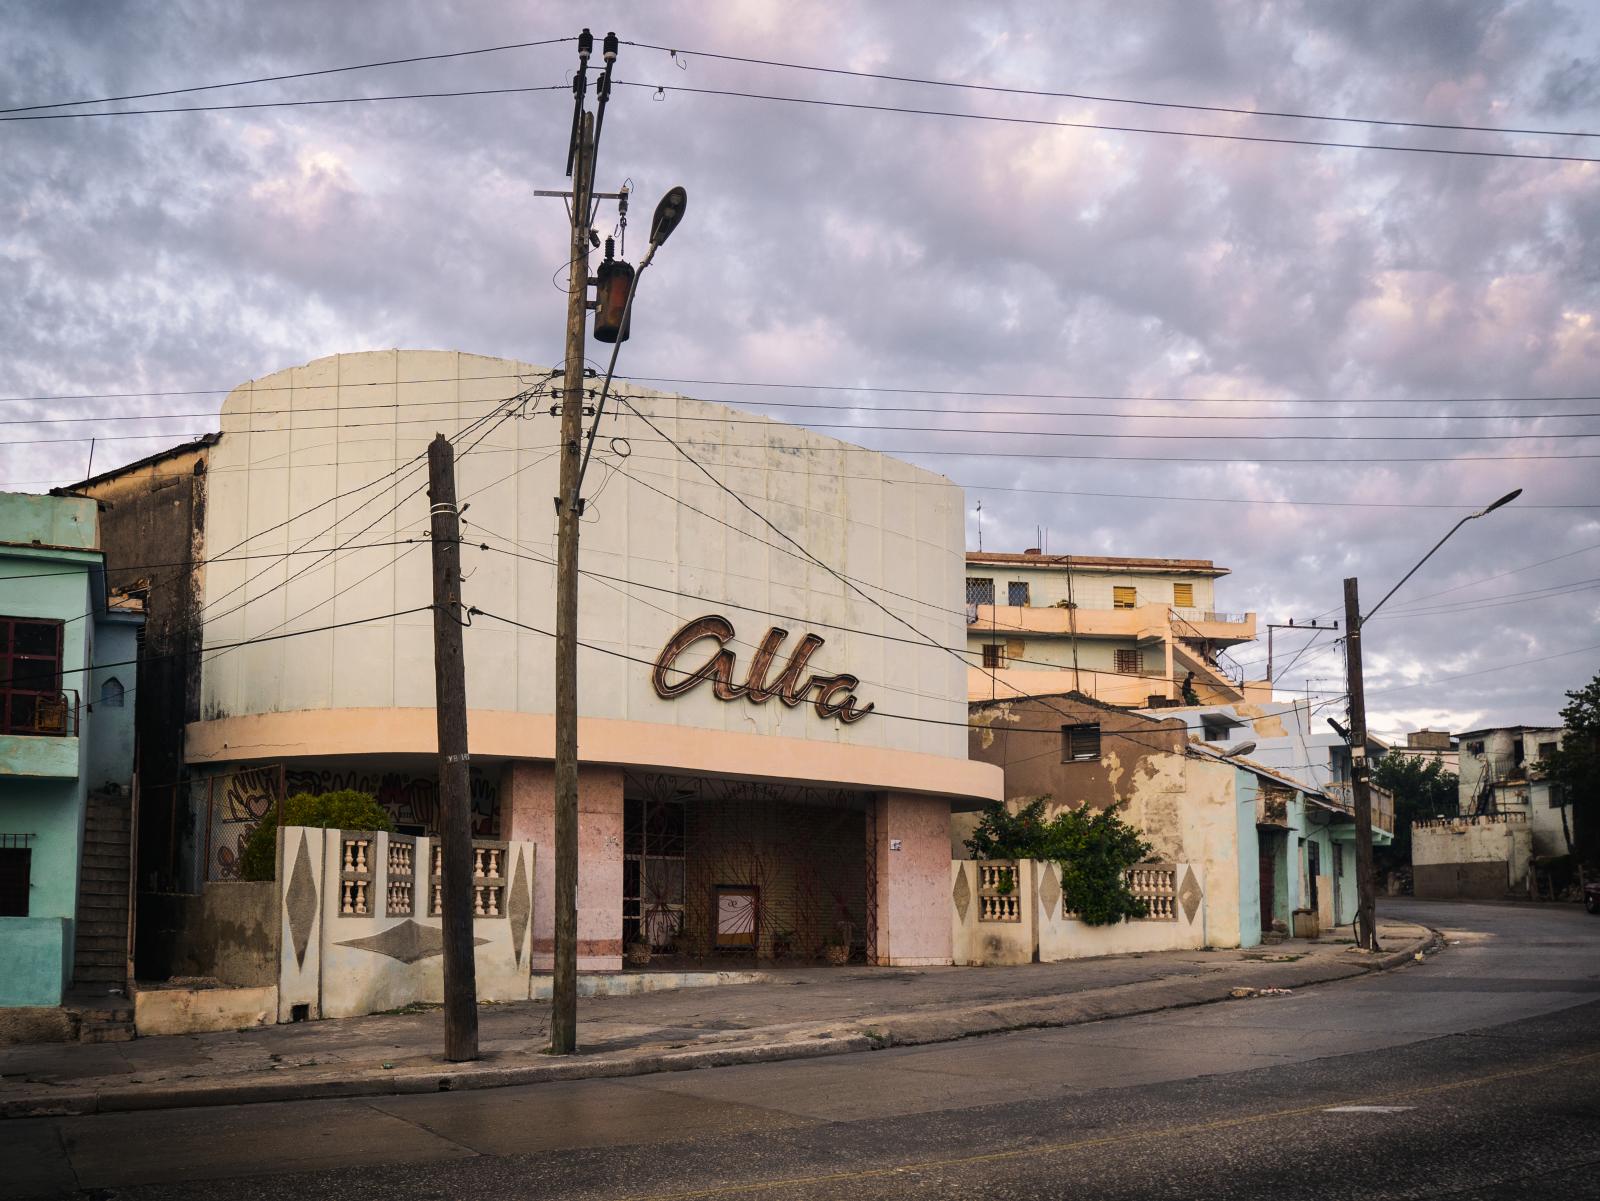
[1586, 878, 1600, 915]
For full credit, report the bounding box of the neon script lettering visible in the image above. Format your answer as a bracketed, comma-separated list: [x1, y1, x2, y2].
[651, 614, 875, 724]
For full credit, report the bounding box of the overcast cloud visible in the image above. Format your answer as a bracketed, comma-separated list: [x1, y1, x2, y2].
[2, 0, 1597, 737]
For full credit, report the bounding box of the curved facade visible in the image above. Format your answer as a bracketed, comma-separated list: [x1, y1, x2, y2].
[186, 350, 1000, 968]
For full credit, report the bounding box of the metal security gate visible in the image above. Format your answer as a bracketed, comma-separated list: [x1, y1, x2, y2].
[624, 772, 868, 962]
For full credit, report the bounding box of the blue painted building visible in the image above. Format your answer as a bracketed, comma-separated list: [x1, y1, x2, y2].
[1, 492, 141, 1007]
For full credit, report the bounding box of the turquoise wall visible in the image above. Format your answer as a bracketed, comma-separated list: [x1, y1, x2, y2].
[1, 494, 106, 1007]
[0, 917, 71, 1006]
[86, 618, 138, 791]
[1234, 769, 1261, 948]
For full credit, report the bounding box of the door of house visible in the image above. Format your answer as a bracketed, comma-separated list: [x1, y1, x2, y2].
[1258, 843, 1275, 935]
[1306, 841, 1320, 913]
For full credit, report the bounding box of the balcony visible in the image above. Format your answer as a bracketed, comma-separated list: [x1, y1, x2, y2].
[1323, 781, 1395, 837]
[1168, 607, 1256, 647]
[967, 603, 1172, 641]
[0, 689, 81, 779]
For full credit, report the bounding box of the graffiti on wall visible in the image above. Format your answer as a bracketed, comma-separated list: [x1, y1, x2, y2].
[207, 765, 500, 881]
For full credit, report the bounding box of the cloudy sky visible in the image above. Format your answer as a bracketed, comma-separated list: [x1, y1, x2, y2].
[3, 1, 1597, 738]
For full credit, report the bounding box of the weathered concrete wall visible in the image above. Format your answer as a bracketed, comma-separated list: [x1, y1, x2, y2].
[275, 826, 535, 1022]
[504, 761, 623, 971]
[78, 439, 212, 896]
[1413, 816, 1532, 898]
[872, 792, 953, 966]
[134, 984, 277, 1036]
[961, 695, 1190, 853]
[138, 881, 277, 986]
[950, 860, 1035, 966]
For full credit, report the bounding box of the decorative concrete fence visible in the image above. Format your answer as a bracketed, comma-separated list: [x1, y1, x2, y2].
[952, 860, 1207, 965]
[276, 826, 535, 1021]
[951, 860, 1036, 965]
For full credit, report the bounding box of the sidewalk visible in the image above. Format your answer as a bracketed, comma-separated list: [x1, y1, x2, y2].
[0, 921, 1438, 1119]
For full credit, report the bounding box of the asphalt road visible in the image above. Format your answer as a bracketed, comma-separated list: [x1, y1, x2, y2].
[6, 898, 1598, 1200]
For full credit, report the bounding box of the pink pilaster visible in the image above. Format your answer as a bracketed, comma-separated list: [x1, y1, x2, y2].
[502, 761, 625, 971]
[870, 791, 954, 966]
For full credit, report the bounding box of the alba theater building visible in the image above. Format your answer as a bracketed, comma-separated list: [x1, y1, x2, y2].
[184, 350, 1001, 969]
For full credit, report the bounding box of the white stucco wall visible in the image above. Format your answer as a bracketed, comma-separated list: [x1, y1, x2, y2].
[199, 351, 967, 761]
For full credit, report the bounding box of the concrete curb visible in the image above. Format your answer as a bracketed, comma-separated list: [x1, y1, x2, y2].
[0, 928, 1439, 1120]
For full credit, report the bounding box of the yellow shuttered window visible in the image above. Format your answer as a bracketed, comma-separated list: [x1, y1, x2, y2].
[1113, 586, 1137, 609]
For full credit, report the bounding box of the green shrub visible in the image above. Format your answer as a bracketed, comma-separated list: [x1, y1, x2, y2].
[239, 789, 394, 881]
[964, 796, 1151, 926]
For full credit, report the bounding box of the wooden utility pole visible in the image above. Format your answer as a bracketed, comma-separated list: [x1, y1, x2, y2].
[1342, 577, 1379, 952]
[428, 434, 479, 1061]
[550, 109, 593, 1055]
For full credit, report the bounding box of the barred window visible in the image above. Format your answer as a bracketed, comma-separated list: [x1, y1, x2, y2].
[966, 577, 995, 606]
[1062, 723, 1101, 762]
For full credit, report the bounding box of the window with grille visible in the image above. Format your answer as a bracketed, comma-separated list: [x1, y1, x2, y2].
[1115, 649, 1143, 675]
[1007, 581, 1030, 606]
[623, 798, 686, 950]
[981, 644, 1005, 669]
[0, 848, 30, 917]
[1173, 582, 1194, 607]
[966, 577, 995, 606]
[0, 617, 65, 736]
[1112, 586, 1137, 609]
[1062, 723, 1101, 762]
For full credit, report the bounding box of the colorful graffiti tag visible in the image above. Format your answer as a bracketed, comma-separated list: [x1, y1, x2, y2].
[207, 765, 501, 881]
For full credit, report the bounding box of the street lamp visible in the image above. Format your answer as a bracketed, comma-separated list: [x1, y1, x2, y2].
[1341, 486, 1521, 951]
[574, 186, 688, 504]
[1221, 741, 1258, 759]
[1363, 489, 1522, 624]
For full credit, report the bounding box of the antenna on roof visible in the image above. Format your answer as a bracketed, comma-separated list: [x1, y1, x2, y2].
[976, 500, 983, 552]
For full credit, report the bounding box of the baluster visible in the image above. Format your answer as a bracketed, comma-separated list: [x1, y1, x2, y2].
[355, 840, 368, 873]
[488, 848, 501, 877]
[487, 887, 500, 917]
[473, 886, 485, 916]
[473, 847, 485, 878]
[343, 841, 354, 872]
[341, 880, 354, 915]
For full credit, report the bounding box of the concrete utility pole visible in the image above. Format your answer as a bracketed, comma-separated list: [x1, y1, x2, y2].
[427, 434, 479, 1060]
[551, 104, 593, 1056]
[1341, 578, 1379, 952]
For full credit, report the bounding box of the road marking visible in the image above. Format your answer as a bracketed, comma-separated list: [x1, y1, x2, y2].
[1324, 1105, 1415, 1113]
[623, 1047, 1600, 1201]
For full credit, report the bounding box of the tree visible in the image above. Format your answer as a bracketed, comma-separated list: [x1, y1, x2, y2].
[240, 790, 394, 881]
[1537, 671, 1600, 869]
[1372, 753, 1458, 867]
[963, 798, 1152, 925]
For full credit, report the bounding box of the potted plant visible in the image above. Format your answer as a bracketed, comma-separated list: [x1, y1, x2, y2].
[824, 919, 853, 965]
[626, 940, 652, 967]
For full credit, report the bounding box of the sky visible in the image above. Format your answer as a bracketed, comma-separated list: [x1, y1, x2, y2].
[2, 0, 1597, 740]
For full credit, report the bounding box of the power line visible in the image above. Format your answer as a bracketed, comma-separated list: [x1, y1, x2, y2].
[1, 37, 573, 115]
[0, 606, 432, 691]
[11, 394, 1600, 425]
[624, 40, 1600, 141]
[617, 80, 1600, 166]
[0, 83, 568, 122]
[7, 372, 1600, 408]
[601, 430, 1600, 464]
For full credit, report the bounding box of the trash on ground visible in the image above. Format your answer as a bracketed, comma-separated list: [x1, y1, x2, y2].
[1229, 986, 1294, 999]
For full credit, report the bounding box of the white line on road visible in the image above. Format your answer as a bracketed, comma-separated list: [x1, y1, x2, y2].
[1324, 1105, 1416, 1113]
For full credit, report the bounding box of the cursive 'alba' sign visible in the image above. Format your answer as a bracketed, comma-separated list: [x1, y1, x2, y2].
[651, 615, 875, 725]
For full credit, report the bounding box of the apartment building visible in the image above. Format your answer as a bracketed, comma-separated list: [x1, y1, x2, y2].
[964, 550, 1260, 706]
[1456, 725, 1568, 856]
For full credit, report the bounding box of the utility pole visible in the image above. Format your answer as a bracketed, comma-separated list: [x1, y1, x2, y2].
[550, 98, 593, 1056]
[1342, 577, 1378, 953]
[1265, 618, 1339, 683]
[427, 434, 479, 1060]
